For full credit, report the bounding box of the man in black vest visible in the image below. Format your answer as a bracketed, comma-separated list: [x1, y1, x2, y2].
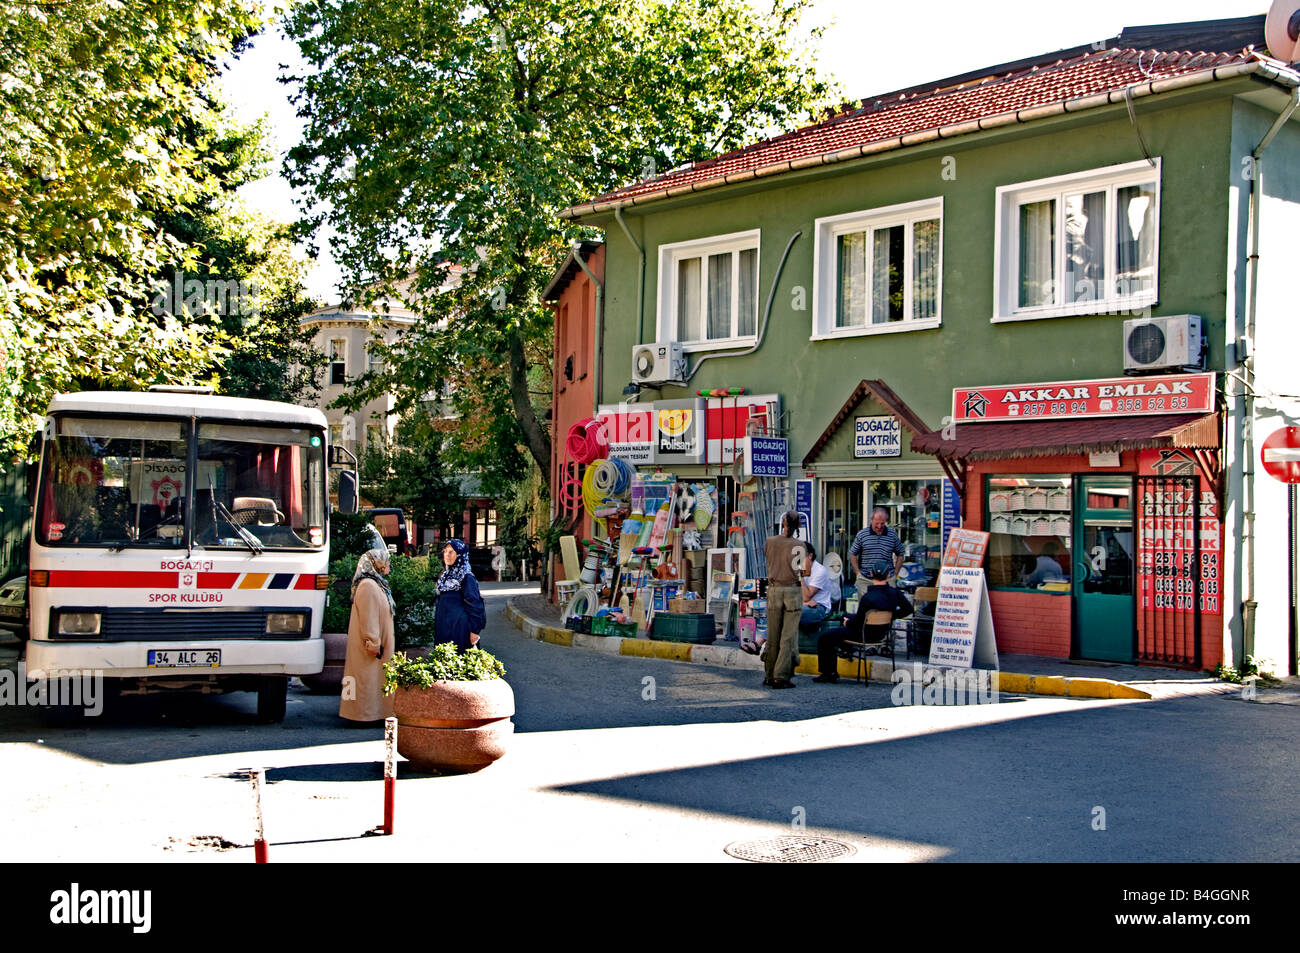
[812, 560, 912, 684]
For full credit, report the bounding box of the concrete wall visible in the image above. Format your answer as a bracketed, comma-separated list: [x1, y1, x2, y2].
[1229, 97, 1300, 674]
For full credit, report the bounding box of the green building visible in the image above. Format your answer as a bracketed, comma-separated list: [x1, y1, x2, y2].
[563, 16, 1300, 675]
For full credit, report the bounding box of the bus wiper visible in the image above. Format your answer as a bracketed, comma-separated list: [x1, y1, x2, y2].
[136, 511, 184, 542]
[209, 477, 263, 554]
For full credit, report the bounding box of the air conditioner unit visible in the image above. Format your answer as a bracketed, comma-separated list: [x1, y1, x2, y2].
[1122, 315, 1204, 373]
[631, 342, 685, 385]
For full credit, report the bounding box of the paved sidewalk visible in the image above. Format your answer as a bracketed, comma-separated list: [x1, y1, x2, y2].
[505, 590, 1259, 702]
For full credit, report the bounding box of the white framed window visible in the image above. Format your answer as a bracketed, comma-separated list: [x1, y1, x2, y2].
[812, 197, 943, 340]
[994, 159, 1160, 322]
[329, 338, 347, 385]
[367, 341, 384, 375]
[657, 230, 760, 351]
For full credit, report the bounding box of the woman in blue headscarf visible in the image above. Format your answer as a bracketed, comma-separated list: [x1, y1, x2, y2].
[435, 538, 486, 651]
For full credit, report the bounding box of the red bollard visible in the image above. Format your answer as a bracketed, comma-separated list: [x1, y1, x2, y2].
[250, 768, 268, 862]
[382, 717, 396, 835]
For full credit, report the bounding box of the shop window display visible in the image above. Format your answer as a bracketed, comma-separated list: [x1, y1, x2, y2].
[986, 476, 1072, 589]
[867, 479, 942, 587]
[824, 480, 864, 582]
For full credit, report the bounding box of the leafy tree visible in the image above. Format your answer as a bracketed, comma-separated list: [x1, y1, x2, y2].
[359, 409, 464, 538]
[0, 0, 280, 456]
[495, 462, 546, 578]
[173, 199, 327, 403]
[326, 508, 381, 559]
[284, 0, 834, 490]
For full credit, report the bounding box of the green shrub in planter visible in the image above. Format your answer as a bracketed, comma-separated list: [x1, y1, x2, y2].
[397, 600, 438, 648]
[323, 553, 441, 649]
[383, 644, 506, 693]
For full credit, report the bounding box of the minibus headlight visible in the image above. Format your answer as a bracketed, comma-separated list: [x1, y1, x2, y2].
[57, 612, 101, 636]
[266, 612, 307, 635]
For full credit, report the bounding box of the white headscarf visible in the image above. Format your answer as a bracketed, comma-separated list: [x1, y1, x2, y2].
[352, 546, 395, 613]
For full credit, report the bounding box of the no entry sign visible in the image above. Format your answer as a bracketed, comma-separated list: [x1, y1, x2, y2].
[1261, 427, 1300, 484]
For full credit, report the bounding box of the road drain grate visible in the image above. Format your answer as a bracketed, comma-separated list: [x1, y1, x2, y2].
[724, 836, 856, 863]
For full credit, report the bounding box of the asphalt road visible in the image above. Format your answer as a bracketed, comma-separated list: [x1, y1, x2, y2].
[1, 581, 1297, 863]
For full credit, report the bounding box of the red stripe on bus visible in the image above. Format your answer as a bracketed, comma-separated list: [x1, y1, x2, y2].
[199, 573, 241, 589]
[293, 576, 315, 590]
[47, 571, 179, 588]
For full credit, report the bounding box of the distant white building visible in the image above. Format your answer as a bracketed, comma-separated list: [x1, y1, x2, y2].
[299, 301, 416, 459]
[299, 290, 503, 569]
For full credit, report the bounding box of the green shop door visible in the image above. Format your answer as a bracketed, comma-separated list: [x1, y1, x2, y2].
[1073, 476, 1136, 662]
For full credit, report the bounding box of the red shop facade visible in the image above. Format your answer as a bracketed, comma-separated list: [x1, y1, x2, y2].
[912, 373, 1224, 669]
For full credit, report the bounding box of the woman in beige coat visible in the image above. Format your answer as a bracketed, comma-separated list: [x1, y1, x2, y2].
[339, 546, 396, 723]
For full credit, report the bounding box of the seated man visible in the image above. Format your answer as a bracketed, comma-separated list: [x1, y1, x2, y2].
[799, 542, 832, 631]
[1022, 540, 1068, 588]
[813, 560, 913, 684]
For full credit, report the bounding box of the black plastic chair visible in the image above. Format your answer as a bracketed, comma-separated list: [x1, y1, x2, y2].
[838, 611, 896, 682]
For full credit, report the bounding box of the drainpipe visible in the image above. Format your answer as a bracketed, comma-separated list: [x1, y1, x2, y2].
[1241, 85, 1300, 666]
[571, 244, 604, 415]
[614, 208, 645, 347]
[684, 230, 802, 384]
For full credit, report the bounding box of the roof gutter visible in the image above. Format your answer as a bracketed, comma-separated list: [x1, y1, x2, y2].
[561, 59, 1300, 221]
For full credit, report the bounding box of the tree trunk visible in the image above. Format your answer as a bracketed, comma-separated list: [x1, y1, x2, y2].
[506, 328, 551, 479]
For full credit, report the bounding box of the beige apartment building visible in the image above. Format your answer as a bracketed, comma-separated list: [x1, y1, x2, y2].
[300, 302, 417, 460]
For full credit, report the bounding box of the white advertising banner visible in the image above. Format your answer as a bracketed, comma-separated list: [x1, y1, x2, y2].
[928, 566, 999, 670]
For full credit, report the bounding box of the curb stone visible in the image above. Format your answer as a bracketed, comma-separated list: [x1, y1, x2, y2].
[504, 598, 1155, 701]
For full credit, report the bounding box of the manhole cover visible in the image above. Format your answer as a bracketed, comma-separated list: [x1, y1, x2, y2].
[724, 836, 856, 863]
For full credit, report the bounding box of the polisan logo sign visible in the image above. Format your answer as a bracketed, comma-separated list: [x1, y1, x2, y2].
[658, 408, 692, 437]
[655, 399, 705, 461]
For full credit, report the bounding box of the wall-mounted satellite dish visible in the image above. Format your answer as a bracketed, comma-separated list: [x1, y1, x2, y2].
[1265, 0, 1300, 62]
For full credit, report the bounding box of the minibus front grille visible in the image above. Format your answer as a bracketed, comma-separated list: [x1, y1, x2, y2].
[49, 607, 311, 641]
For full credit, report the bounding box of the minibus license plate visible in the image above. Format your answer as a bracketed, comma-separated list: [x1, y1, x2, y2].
[148, 649, 221, 668]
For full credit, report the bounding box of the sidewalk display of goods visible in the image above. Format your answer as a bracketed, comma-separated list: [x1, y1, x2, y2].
[555, 421, 788, 647]
[651, 612, 717, 643]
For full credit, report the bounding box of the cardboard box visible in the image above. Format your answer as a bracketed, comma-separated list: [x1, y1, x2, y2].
[669, 596, 705, 613]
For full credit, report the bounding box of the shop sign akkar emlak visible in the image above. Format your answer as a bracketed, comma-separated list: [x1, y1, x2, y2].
[952, 373, 1214, 423]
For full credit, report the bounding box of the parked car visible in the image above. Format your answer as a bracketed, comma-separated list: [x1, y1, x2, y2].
[364, 508, 418, 556]
[0, 575, 28, 640]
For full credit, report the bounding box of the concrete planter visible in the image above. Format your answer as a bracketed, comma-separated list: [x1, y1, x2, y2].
[391, 677, 514, 774]
[301, 631, 349, 693]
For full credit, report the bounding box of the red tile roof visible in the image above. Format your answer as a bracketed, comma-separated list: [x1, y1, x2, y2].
[565, 47, 1291, 217]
